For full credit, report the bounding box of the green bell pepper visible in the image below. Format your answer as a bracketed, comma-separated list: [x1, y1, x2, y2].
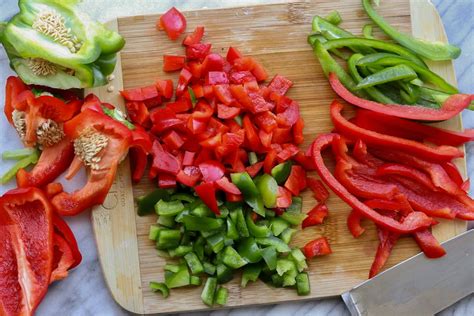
[182, 215, 223, 231]
[229, 207, 250, 238]
[354, 64, 418, 90]
[256, 236, 290, 253]
[245, 212, 271, 238]
[241, 263, 262, 287]
[261, 246, 277, 270]
[149, 282, 170, 298]
[222, 246, 248, 269]
[280, 228, 296, 245]
[136, 189, 171, 216]
[184, 252, 204, 275]
[1, 147, 39, 184]
[271, 161, 292, 185]
[157, 215, 175, 228]
[206, 232, 226, 254]
[324, 10, 342, 26]
[156, 229, 181, 250]
[203, 262, 216, 275]
[216, 264, 233, 284]
[237, 237, 262, 263]
[296, 273, 310, 296]
[201, 277, 217, 306]
[214, 287, 229, 305]
[2, 148, 37, 160]
[231, 172, 265, 216]
[256, 174, 278, 208]
[155, 199, 185, 216]
[362, 0, 461, 61]
[168, 245, 193, 258]
[270, 218, 290, 237]
[289, 248, 308, 272]
[149, 225, 161, 241]
[362, 24, 374, 39]
[165, 264, 190, 288]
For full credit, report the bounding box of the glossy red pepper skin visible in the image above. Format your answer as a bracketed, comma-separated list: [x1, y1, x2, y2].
[183, 26, 204, 46]
[50, 234, 75, 283]
[347, 210, 365, 238]
[369, 228, 399, 278]
[51, 214, 81, 269]
[284, 165, 306, 196]
[353, 109, 474, 147]
[376, 163, 437, 191]
[215, 177, 241, 195]
[302, 237, 332, 259]
[413, 229, 446, 258]
[330, 100, 463, 163]
[163, 55, 186, 72]
[176, 166, 202, 187]
[0, 187, 54, 316]
[311, 133, 433, 234]
[302, 203, 329, 228]
[306, 177, 329, 203]
[16, 137, 75, 188]
[328, 72, 474, 121]
[195, 182, 220, 215]
[130, 147, 148, 183]
[158, 7, 187, 40]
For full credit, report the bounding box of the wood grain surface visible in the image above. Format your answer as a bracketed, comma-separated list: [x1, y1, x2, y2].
[86, 0, 467, 313]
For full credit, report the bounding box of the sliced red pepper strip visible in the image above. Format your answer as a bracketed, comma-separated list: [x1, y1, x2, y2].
[311, 133, 433, 234]
[353, 109, 474, 147]
[130, 147, 148, 183]
[328, 72, 474, 121]
[369, 228, 399, 278]
[284, 165, 306, 196]
[330, 100, 463, 162]
[51, 213, 81, 269]
[376, 163, 437, 191]
[16, 137, 75, 188]
[413, 229, 446, 258]
[306, 177, 329, 203]
[215, 177, 241, 195]
[302, 237, 332, 259]
[442, 162, 464, 188]
[195, 182, 220, 215]
[302, 203, 329, 228]
[347, 210, 366, 238]
[0, 187, 54, 316]
[50, 233, 75, 283]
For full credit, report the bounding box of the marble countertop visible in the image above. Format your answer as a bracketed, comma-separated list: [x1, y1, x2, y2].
[0, 0, 472, 315]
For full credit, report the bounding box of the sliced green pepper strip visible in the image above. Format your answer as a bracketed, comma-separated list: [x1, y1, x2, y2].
[168, 245, 193, 257]
[1, 148, 39, 184]
[307, 34, 350, 60]
[396, 81, 421, 105]
[149, 282, 170, 298]
[354, 64, 418, 90]
[362, 0, 461, 61]
[136, 189, 171, 216]
[322, 38, 427, 67]
[245, 212, 271, 238]
[237, 237, 262, 263]
[155, 199, 184, 216]
[271, 161, 292, 185]
[222, 246, 248, 269]
[362, 24, 374, 39]
[296, 273, 310, 296]
[182, 215, 223, 231]
[184, 252, 204, 275]
[256, 236, 290, 253]
[289, 248, 308, 272]
[156, 229, 181, 250]
[324, 10, 342, 26]
[261, 246, 277, 270]
[165, 264, 190, 288]
[2, 148, 36, 160]
[357, 55, 459, 94]
[347, 54, 395, 104]
[241, 263, 262, 287]
[201, 277, 217, 306]
[214, 287, 229, 305]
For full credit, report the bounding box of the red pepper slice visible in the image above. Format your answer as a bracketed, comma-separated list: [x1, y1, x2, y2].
[369, 228, 399, 278]
[302, 203, 329, 228]
[195, 182, 220, 215]
[311, 133, 433, 234]
[183, 26, 204, 46]
[330, 100, 463, 163]
[163, 55, 186, 72]
[176, 166, 202, 187]
[284, 165, 306, 196]
[186, 43, 212, 60]
[302, 237, 332, 259]
[347, 210, 366, 238]
[276, 186, 292, 208]
[442, 162, 465, 188]
[306, 177, 329, 203]
[158, 7, 187, 40]
[16, 137, 75, 188]
[413, 229, 446, 258]
[226, 46, 243, 64]
[376, 163, 436, 191]
[51, 213, 81, 269]
[0, 187, 54, 316]
[328, 72, 474, 121]
[246, 161, 264, 178]
[353, 109, 474, 147]
[199, 160, 225, 182]
[215, 177, 241, 195]
[267, 74, 293, 96]
[129, 147, 148, 183]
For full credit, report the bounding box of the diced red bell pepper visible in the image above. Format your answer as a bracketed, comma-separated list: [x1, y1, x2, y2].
[202, 53, 225, 74]
[186, 43, 212, 60]
[199, 160, 225, 182]
[369, 228, 399, 278]
[302, 237, 332, 259]
[126, 101, 150, 126]
[251, 61, 268, 82]
[242, 115, 262, 151]
[347, 210, 365, 238]
[183, 26, 204, 46]
[229, 71, 257, 84]
[226, 192, 243, 202]
[267, 74, 293, 95]
[215, 177, 241, 195]
[246, 161, 264, 178]
[150, 140, 181, 176]
[213, 84, 234, 105]
[284, 165, 306, 196]
[272, 127, 293, 144]
[195, 182, 220, 215]
[277, 144, 299, 162]
[150, 107, 183, 133]
[156, 79, 174, 99]
[177, 166, 202, 187]
[226, 46, 243, 64]
[176, 68, 193, 97]
[230, 84, 253, 110]
[276, 186, 292, 208]
[277, 101, 300, 127]
[264, 149, 278, 174]
[121, 86, 153, 102]
[200, 133, 222, 149]
[330, 100, 463, 163]
[329, 72, 474, 121]
[166, 99, 192, 113]
[306, 177, 330, 203]
[247, 91, 273, 113]
[254, 111, 277, 133]
[217, 103, 240, 119]
[163, 55, 186, 72]
[158, 174, 177, 189]
[233, 57, 255, 71]
[259, 130, 273, 148]
[162, 130, 185, 150]
[158, 7, 187, 40]
[293, 117, 305, 145]
[206, 71, 229, 85]
[302, 203, 329, 228]
[377, 163, 436, 191]
[129, 147, 148, 183]
[293, 151, 316, 171]
[182, 151, 196, 166]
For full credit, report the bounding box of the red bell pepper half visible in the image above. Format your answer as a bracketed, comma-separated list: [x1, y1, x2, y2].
[330, 100, 463, 163]
[0, 187, 54, 316]
[158, 7, 187, 40]
[311, 133, 433, 234]
[302, 237, 332, 259]
[328, 72, 474, 121]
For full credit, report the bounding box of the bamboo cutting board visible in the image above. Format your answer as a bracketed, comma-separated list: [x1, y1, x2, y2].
[86, 0, 467, 313]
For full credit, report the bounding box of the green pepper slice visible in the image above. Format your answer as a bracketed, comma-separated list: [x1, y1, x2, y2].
[149, 282, 170, 298]
[231, 172, 265, 216]
[354, 64, 418, 90]
[241, 263, 262, 287]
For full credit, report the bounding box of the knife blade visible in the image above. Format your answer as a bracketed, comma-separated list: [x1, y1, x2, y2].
[342, 229, 474, 316]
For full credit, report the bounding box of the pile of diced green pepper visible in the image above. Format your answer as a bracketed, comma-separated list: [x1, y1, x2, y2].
[141, 170, 310, 307]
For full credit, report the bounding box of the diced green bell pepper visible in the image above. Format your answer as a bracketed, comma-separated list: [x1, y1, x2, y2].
[214, 287, 228, 305]
[216, 264, 233, 284]
[201, 277, 217, 306]
[255, 174, 278, 208]
[241, 263, 262, 287]
[237, 237, 262, 263]
[229, 207, 250, 238]
[206, 232, 226, 254]
[271, 161, 292, 185]
[155, 199, 184, 216]
[222, 246, 248, 269]
[231, 172, 265, 216]
[149, 225, 161, 241]
[165, 264, 190, 288]
[280, 228, 296, 245]
[203, 262, 216, 275]
[324, 10, 342, 26]
[256, 236, 290, 253]
[157, 215, 175, 228]
[226, 217, 239, 240]
[289, 248, 308, 272]
[149, 282, 170, 298]
[270, 218, 290, 236]
[261, 246, 277, 271]
[245, 212, 271, 238]
[184, 252, 204, 275]
[156, 229, 181, 250]
[181, 215, 223, 231]
[136, 189, 171, 216]
[296, 272, 310, 296]
[168, 245, 193, 258]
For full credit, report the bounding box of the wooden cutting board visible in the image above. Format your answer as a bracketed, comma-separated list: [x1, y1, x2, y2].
[86, 0, 467, 313]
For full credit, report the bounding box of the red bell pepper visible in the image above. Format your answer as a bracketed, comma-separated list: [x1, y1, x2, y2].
[126, 101, 150, 126]
[195, 182, 220, 215]
[50, 233, 76, 283]
[353, 109, 474, 147]
[183, 26, 204, 46]
[129, 147, 148, 183]
[52, 109, 133, 216]
[150, 140, 181, 177]
[176, 166, 202, 187]
[51, 213, 81, 269]
[158, 174, 177, 189]
[302, 237, 332, 259]
[330, 100, 463, 163]
[302, 203, 329, 228]
[229, 71, 256, 84]
[163, 55, 186, 72]
[413, 229, 446, 258]
[215, 177, 241, 195]
[0, 187, 54, 316]
[156, 79, 174, 100]
[276, 186, 292, 208]
[254, 111, 277, 133]
[347, 210, 365, 238]
[214, 84, 234, 105]
[202, 53, 225, 73]
[293, 117, 305, 145]
[246, 161, 264, 178]
[267, 74, 293, 96]
[442, 162, 464, 188]
[306, 177, 330, 203]
[217, 104, 240, 119]
[328, 72, 474, 121]
[369, 228, 399, 278]
[242, 115, 262, 151]
[277, 143, 299, 162]
[276, 101, 300, 127]
[311, 133, 433, 234]
[376, 163, 437, 191]
[226, 47, 243, 64]
[186, 43, 212, 60]
[176, 68, 193, 97]
[284, 165, 306, 196]
[199, 160, 225, 182]
[158, 7, 187, 40]
[4, 76, 28, 124]
[16, 137, 75, 188]
[162, 130, 185, 150]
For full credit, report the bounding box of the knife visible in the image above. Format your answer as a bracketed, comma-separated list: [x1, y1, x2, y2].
[342, 229, 474, 316]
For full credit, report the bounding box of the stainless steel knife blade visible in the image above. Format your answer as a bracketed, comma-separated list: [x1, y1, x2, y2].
[342, 229, 474, 316]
